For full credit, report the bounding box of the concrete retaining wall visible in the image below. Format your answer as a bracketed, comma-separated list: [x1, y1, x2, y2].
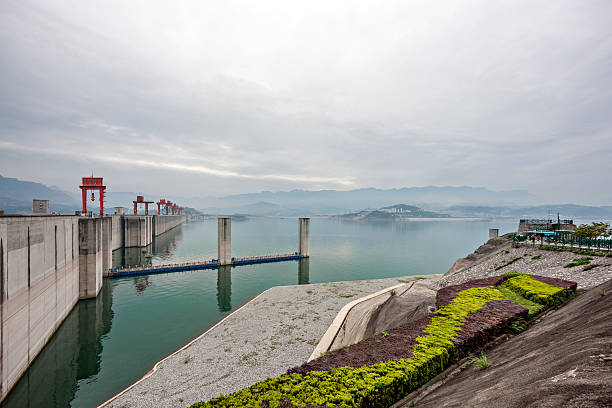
[0, 216, 80, 402]
[152, 215, 185, 237]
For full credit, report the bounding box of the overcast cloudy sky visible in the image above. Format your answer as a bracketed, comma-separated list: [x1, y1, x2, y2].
[1, 0, 611, 203]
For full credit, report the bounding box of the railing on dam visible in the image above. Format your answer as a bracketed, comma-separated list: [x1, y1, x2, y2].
[105, 253, 304, 277]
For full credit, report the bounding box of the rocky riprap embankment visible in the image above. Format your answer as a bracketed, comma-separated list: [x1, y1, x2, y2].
[439, 240, 611, 290]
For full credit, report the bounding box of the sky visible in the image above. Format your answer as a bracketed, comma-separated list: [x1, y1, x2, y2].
[1, 0, 611, 204]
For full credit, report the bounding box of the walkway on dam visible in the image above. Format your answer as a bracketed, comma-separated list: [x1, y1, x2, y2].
[105, 253, 303, 277]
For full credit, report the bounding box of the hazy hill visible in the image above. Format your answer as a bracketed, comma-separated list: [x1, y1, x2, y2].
[0, 175, 77, 205]
[197, 186, 536, 215]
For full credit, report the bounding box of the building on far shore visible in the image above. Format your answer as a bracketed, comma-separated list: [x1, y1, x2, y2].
[518, 216, 576, 236]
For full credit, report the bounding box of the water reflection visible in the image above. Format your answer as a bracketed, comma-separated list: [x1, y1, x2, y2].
[112, 226, 185, 268]
[151, 226, 184, 261]
[217, 266, 232, 312]
[133, 276, 151, 295]
[1, 283, 113, 408]
[298, 258, 310, 284]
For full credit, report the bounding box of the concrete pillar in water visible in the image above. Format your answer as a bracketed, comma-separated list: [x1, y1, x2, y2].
[218, 217, 231, 265]
[299, 217, 310, 257]
[489, 228, 499, 239]
[101, 216, 112, 273]
[78, 217, 104, 299]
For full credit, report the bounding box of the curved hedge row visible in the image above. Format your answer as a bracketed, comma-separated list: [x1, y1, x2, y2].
[189, 275, 574, 408]
[502, 273, 571, 307]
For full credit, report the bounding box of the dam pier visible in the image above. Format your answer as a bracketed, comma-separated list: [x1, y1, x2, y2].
[106, 217, 311, 277]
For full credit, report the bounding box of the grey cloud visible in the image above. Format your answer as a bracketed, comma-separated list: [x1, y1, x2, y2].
[1, 0, 611, 203]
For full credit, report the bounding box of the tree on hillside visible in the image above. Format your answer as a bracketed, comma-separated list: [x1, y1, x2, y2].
[572, 222, 611, 240]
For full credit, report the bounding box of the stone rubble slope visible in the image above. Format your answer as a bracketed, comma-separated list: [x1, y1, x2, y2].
[439, 241, 611, 290]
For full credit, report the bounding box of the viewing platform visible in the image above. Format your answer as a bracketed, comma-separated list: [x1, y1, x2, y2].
[105, 253, 303, 277]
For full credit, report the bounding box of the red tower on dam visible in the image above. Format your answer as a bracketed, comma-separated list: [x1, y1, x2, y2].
[156, 199, 183, 215]
[156, 199, 166, 215]
[80, 176, 106, 215]
[133, 195, 154, 215]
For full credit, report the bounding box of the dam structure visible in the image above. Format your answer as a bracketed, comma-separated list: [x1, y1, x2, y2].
[106, 217, 310, 277]
[0, 212, 185, 402]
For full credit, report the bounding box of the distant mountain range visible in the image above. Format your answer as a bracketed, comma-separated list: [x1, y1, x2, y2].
[202, 186, 535, 213]
[1, 175, 610, 220]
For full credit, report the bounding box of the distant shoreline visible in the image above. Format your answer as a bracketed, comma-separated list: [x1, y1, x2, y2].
[328, 216, 515, 222]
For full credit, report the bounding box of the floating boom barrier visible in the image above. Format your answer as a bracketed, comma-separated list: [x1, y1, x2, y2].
[105, 253, 303, 278]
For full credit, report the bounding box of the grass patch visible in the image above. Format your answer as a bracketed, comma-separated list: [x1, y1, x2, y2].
[582, 263, 599, 271]
[414, 276, 427, 280]
[340, 294, 355, 298]
[305, 290, 313, 294]
[509, 318, 527, 334]
[532, 255, 541, 260]
[495, 256, 523, 271]
[389, 290, 397, 296]
[468, 351, 490, 370]
[564, 257, 592, 268]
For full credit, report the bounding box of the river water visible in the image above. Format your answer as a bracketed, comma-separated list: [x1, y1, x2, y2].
[2, 217, 516, 408]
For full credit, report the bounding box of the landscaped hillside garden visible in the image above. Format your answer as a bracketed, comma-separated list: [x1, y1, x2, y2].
[189, 274, 576, 408]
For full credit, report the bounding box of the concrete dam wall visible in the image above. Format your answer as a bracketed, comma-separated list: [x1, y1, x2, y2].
[0, 216, 84, 401]
[152, 215, 186, 237]
[123, 216, 152, 248]
[0, 213, 186, 401]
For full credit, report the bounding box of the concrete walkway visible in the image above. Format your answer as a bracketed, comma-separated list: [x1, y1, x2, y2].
[100, 275, 435, 408]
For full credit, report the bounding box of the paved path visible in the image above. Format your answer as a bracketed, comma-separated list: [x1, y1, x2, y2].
[101, 275, 430, 408]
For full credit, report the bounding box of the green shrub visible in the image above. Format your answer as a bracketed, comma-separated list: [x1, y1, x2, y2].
[531, 255, 541, 260]
[538, 245, 609, 257]
[494, 257, 522, 271]
[564, 257, 592, 268]
[468, 351, 490, 370]
[503, 273, 569, 307]
[509, 318, 527, 334]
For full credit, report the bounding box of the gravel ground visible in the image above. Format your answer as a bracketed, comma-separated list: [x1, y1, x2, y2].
[438, 244, 612, 290]
[101, 276, 421, 408]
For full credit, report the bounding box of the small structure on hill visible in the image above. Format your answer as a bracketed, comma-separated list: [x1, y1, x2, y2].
[518, 214, 575, 236]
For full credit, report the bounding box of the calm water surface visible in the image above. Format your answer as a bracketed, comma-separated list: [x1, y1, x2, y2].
[3, 217, 516, 408]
